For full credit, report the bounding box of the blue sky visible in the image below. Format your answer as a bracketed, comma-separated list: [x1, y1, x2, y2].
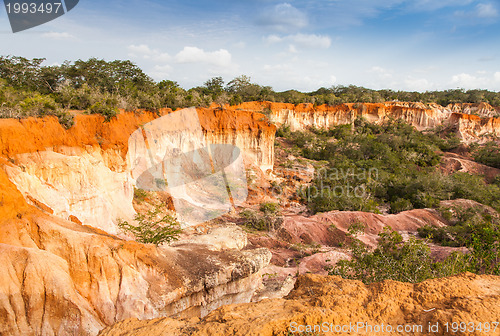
[1, 0, 500, 91]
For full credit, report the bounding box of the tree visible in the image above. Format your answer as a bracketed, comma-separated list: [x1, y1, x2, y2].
[332, 226, 466, 283]
[226, 75, 251, 93]
[0, 56, 49, 92]
[204, 76, 225, 96]
[118, 205, 182, 246]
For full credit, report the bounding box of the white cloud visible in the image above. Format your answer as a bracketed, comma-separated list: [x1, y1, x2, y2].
[127, 44, 171, 62]
[476, 3, 498, 18]
[308, 0, 406, 27]
[42, 32, 75, 40]
[330, 75, 337, 85]
[411, 0, 473, 11]
[288, 44, 298, 53]
[150, 64, 173, 80]
[370, 66, 386, 73]
[263, 34, 283, 44]
[289, 34, 331, 49]
[175, 47, 232, 67]
[449, 72, 500, 88]
[453, 2, 499, 22]
[234, 41, 246, 49]
[264, 33, 331, 49]
[128, 44, 152, 55]
[257, 3, 308, 31]
[404, 77, 432, 91]
[369, 66, 393, 80]
[263, 63, 292, 72]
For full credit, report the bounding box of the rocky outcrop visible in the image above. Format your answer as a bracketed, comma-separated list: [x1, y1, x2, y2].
[277, 208, 449, 248]
[198, 106, 275, 172]
[446, 102, 500, 118]
[440, 152, 500, 183]
[0, 108, 275, 233]
[0, 172, 271, 335]
[5, 148, 135, 234]
[447, 112, 500, 144]
[98, 272, 500, 336]
[0, 108, 274, 335]
[229, 101, 500, 143]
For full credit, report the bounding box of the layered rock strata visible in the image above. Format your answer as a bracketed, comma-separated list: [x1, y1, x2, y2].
[229, 101, 500, 143]
[98, 272, 500, 336]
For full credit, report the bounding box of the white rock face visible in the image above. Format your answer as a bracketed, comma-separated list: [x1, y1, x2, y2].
[5, 148, 135, 234]
[127, 108, 249, 228]
[2, 108, 274, 233]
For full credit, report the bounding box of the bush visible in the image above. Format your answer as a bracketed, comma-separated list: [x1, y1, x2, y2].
[471, 142, 500, 169]
[390, 198, 413, 213]
[418, 205, 500, 274]
[276, 124, 291, 138]
[259, 202, 279, 215]
[332, 226, 468, 283]
[288, 119, 500, 214]
[240, 202, 283, 231]
[118, 205, 182, 245]
[133, 188, 148, 203]
[88, 99, 118, 121]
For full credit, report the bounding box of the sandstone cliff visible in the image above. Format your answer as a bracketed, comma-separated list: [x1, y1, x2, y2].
[228, 101, 500, 143]
[0, 108, 275, 335]
[0, 108, 275, 233]
[98, 272, 500, 336]
[0, 101, 498, 336]
[0, 200, 270, 335]
[445, 102, 500, 118]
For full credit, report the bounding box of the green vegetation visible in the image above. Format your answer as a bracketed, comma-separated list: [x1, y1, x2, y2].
[133, 188, 148, 203]
[331, 226, 470, 283]
[331, 221, 499, 284]
[418, 206, 500, 274]
[332, 205, 500, 284]
[471, 142, 500, 169]
[240, 202, 283, 231]
[285, 119, 500, 214]
[2, 56, 500, 126]
[118, 205, 182, 245]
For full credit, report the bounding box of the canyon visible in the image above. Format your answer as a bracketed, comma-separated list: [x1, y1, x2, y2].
[0, 107, 274, 335]
[230, 101, 500, 144]
[0, 101, 499, 335]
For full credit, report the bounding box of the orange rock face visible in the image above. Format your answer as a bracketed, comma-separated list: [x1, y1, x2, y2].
[98, 272, 500, 336]
[0, 101, 498, 336]
[0, 108, 276, 170]
[0, 171, 271, 335]
[0, 107, 276, 336]
[227, 101, 500, 143]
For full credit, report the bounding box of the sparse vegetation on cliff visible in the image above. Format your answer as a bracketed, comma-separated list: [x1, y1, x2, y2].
[332, 220, 499, 283]
[286, 118, 500, 214]
[118, 205, 182, 245]
[240, 202, 283, 231]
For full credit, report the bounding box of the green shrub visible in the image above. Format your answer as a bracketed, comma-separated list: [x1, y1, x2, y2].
[88, 99, 118, 121]
[276, 124, 291, 138]
[390, 198, 413, 213]
[133, 188, 148, 203]
[118, 205, 182, 245]
[288, 118, 499, 214]
[240, 203, 283, 231]
[418, 206, 500, 274]
[332, 227, 468, 283]
[471, 142, 500, 169]
[19, 93, 58, 115]
[259, 202, 279, 215]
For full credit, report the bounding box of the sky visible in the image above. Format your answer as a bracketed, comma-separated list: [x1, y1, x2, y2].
[1, 0, 500, 92]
